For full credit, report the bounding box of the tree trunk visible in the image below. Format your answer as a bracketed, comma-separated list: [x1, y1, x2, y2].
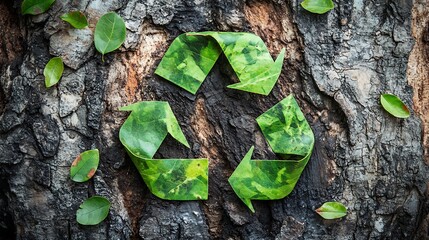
[1, 0, 428, 239]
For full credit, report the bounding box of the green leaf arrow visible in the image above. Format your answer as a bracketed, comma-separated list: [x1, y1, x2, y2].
[60, 11, 88, 29]
[119, 101, 208, 200]
[154, 34, 221, 94]
[155, 32, 285, 95]
[228, 95, 314, 212]
[316, 201, 347, 219]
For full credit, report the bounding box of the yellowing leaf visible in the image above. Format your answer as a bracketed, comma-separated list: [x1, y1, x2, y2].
[316, 202, 347, 219]
[76, 196, 110, 225]
[60, 11, 88, 29]
[380, 94, 410, 119]
[70, 149, 99, 182]
[43, 57, 64, 88]
[21, 0, 55, 15]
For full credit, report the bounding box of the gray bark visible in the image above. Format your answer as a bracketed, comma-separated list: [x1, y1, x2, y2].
[0, 0, 428, 239]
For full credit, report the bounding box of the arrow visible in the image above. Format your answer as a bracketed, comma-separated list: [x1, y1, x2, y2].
[155, 32, 285, 95]
[192, 32, 285, 95]
[228, 95, 314, 212]
[119, 101, 208, 200]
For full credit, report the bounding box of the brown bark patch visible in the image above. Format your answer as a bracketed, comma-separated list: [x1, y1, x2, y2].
[121, 23, 168, 102]
[190, 98, 224, 238]
[408, 1, 429, 164]
[243, 1, 304, 101]
[0, 2, 24, 66]
[244, 1, 302, 63]
[117, 167, 147, 239]
[190, 98, 221, 167]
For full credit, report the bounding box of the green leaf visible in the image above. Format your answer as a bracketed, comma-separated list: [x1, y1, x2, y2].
[316, 202, 347, 219]
[155, 32, 285, 95]
[60, 11, 88, 29]
[70, 149, 99, 182]
[228, 95, 314, 212]
[94, 12, 126, 58]
[76, 196, 110, 225]
[21, 0, 55, 15]
[119, 101, 208, 200]
[380, 94, 410, 119]
[301, 0, 335, 14]
[43, 57, 64, 88]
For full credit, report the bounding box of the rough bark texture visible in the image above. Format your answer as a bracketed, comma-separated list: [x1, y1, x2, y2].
[0, 0, 428, 239]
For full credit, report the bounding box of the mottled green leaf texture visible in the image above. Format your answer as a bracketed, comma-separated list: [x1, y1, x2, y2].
[316, 202, 347, 219]
[21, 0, 55, 15]
[76, 196, 110, 225]
[301, 0, 335, 14]
[70, 149, 99, 182]
[94, 12, 126, 57]
[119, 101, 208, 200]
[380, 94, 410, 119]
[60, 11, 88, 29]
[155, 32, 285, 95]
[228, 95, 314, 212]
[44, 57, 64, 88]
[155, 34, 221, 94]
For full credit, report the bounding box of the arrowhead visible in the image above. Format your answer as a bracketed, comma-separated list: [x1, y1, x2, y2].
[256, 95, 314, 156]
[228, 146, 256, 213]
[227, 48, 285, 95]
[119, 101, 189, 159]
[164, 104, 190, 148]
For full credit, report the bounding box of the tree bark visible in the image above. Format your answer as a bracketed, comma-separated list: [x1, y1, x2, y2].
[1, 0, 428, 239]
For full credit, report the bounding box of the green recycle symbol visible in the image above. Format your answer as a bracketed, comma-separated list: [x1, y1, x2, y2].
[119, 32, 314, 212]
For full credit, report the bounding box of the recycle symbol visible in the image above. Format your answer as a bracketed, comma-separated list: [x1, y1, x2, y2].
[119, 32, 315, 212]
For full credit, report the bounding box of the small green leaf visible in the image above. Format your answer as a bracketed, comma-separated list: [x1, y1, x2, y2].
[94, 12, 126, 59]
[21, 0, 55, 15]
[380, 94, 410, 119]
[60, 11, 88, 29]
[301, 0, 334, 14]
[43, 57, 64, 88]
[316, 202, 347, 219]
[76, 196, 110, 225]
[70, 149, 99, 182]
